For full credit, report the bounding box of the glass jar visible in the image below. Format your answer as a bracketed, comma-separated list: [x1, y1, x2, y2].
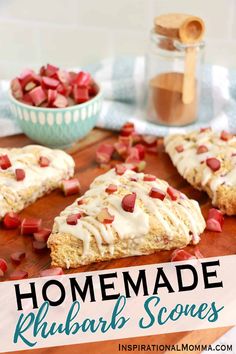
[146, 30, 205, 126]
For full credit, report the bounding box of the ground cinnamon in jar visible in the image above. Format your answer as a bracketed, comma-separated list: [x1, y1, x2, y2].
[149, 72, 197, 126]
[146, 13, 205, 126]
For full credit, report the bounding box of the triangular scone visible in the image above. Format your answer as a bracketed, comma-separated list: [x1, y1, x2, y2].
[164, 129, 236, 215]
[0, 145, 74, 218]
[48, 168, 205, 268]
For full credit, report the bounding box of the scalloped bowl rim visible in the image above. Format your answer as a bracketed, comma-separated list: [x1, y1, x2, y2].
[8, 84, 102, 112]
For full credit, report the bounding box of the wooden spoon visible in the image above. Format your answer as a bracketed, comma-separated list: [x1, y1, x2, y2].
[179, 17, 205, 104]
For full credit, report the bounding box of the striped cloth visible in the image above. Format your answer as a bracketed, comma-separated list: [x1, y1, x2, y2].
[1, 56, 236, 137]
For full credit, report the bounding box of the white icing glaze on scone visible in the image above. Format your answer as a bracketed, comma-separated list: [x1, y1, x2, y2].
[0, 145, 74, 218]
[50, 168, 205, 263]
[164, 129, 236, 214]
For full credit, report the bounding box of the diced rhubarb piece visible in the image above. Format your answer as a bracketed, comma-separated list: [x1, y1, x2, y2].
[135, 160, 146, 172]
[18, 69, 34, 87]
[66, 214, 79, 225]
[45, 64, 59, 77]
[15, 168, 25, 181]
[39, 156, 50, 167]
[118, 135, 133, 149]
[56, 83, 66, 95]
[67, 96, 76, 106]
[96, 143, 114, 164]
[21, 218, 42, 235]
[132, 133, 142, 144]
[121, 193, 136, 213]
[56, 70, 70, 84]
[115, 164, 127, 175]
[56, 83, 70, 97]
[42, 76, 59, 89]
[125, 155, 140, 167]
[73, 85, 89, 103]
[0, 258, 8, 277]
[53, 93, 68, 108]
[39, 66, 46, 76]
[120, 122, 135, 137]
[130, 177, 138, 182]
[88, 82, 98, 97]
[19, 69, 41, 88]
[208, 208, 224, 225]
[3, 212, 21, 229]
[77, 198, 86, 205]
[47, 89, 57, 105]
[22, 93, 33, 105]
[11, 78, 23, 99]
[40, 267, 64, 277]
[135, 144, 145, 159]
[62, 178, 80, 196]
[29, 86, 47, 106]
[69, 71, 77, 84]
[126, 147, 140, 161]
[200, 127, 211, 133]
[206, 208, 224, 232]
[167, 186, 180, 201]
[206, 218, 223, 232]
[220, 130, 234, 141]
[149, 187, 166, 200]
[114, 142, 128, 157]
[197, 145, 208, 154]
[105, 184, 118, 194]
[24, 81, 36, 92]
[171, 249, 196, 262]
[9, 270, 28, 280]
[11, 251, 26, 264]
[33, 228, 51, 243]
[143, 174, 156, 182]
[125, 148, 146, 172]
[32, 240, 47, 251]
[0, 154, 11, 169]
[64, 84, 72, 97]
[142, 135, 157, 147]
[75, 71, 91, 87]
[97, 208, 115, 224]
[206, 157, 221, 172]
[175, 145, 184, 153]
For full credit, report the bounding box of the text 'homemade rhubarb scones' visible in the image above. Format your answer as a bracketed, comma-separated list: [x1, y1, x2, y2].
[0, 145, 74, 218]
[164, 129, 236, 215]
[48, 168, 205, 268]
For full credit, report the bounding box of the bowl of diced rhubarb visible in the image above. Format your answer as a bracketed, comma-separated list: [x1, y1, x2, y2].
[9, 64, 103, 149]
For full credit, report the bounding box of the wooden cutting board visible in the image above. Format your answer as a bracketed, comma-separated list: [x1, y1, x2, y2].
[0, 128, 235, 354]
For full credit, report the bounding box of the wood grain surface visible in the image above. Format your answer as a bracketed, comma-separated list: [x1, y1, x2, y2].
[0, 128, 235, 354]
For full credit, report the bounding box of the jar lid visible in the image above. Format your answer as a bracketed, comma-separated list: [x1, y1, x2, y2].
[154, 13, 205, 44]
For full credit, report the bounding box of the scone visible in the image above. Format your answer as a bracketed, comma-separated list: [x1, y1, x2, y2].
[48, 167, 205, 268]
[0, 145, 74, 218]
[164, 128, 236, 215]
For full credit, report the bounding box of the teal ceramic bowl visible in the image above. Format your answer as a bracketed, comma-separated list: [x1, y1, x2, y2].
[8, 87, 103, 149]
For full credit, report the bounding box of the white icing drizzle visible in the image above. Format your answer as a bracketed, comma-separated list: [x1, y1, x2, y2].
[80, 220, 104, 255]
[54, 168, 205, 258]
[131, 187, 172, 236]
[55, 217, 91, 255]
[86, 217, 114, 245]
